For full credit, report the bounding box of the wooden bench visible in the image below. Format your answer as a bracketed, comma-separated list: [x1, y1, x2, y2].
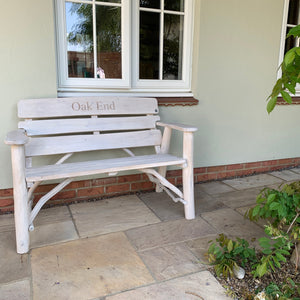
[5, 97, 197, 254]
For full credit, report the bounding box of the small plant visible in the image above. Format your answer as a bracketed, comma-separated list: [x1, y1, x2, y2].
[246, 183, 300, 227]
[253, 235, 292, 278]
[265, 279, 300, 300]
[206, 234, 257, 278]
[246, 182, 300, 270]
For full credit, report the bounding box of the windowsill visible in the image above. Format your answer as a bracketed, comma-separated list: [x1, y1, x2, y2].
[157, 97, 198, 106]
[277, 97, 300, 105]
[57, 90, 199, 106]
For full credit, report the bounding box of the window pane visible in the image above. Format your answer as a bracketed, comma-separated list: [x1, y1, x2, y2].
[288, 0, 300, 25]
[96, 5, 121, 78]
[163, 14, 183, 80]
[139, 11, 160, 79]
[66, 2, 94, 78]
[140, 0, 160, 9]
[285, 28, 297, 53]
[164, 0, 184, 12]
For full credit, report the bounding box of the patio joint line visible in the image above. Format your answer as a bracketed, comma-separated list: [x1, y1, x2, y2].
[136, 193, 167, 222]
[220, 180, 240, 191]
[67, 205, 80, 239]
[134, 247, 159, 282]
[28, 252, 34, 300]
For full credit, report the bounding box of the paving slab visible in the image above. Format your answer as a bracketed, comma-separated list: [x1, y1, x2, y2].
[138, 191, 186, 221]
[0, 231, 29, 284]
[139, 188, 226, 221]
[33, 206, 72, 226]
[270, 170, 300, 181]
[126, 217, 216, 251]
[202, 208, 265, 239]
[291, 167, 300, 174]
[194, 185, 227, 214]
[106, 271, 230, 300]
[223, 174, 282, 190]
[139, 243, 204, 281]
[0, 279, 31, 300]
[196, 181, 235, 195]
[70, 195, 160, 238]
[31, 232, 154, 300]
[0, 214, 14, 233]
[212, 187, 261, 208]
[30, 220, 78, 249]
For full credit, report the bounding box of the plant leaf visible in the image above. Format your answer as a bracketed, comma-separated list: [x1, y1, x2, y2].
[267, 193, 276, 204]
[287, 25, 300, 38]
[284, 82, 296, 94]
[281, 90, 292, 104]
[267, 96, 277, 113]
[275, 252, 287, 262]
[284, 50, 296, 66]
[256, 262, 267, 277]
[227, 239, 233, 253]
[269, 202, 280, 210]
[252, 205, 261, 217]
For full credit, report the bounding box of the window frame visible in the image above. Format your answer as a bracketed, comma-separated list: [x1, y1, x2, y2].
[278, 0, 300, 96]
[54, 0, 194, 95]
[55, 0, 130, 89]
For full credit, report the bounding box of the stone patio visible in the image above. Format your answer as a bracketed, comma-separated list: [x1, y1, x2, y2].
[1, 169, 300, 300]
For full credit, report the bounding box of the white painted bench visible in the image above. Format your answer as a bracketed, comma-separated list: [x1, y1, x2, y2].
[5, 97, 197, 254]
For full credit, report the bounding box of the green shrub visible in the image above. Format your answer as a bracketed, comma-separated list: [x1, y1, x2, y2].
[207, 234, 257, 278]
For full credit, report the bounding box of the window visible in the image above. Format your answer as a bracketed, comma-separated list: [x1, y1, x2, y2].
[55, 0, 194, 95]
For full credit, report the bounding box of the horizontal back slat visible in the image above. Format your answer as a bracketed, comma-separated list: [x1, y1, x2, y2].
[19, 116, 160, 136]
[18, 97, 158, 118]
[25, 130, 162, 157]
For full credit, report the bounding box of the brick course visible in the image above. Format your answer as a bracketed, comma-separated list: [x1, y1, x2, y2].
[1, 157, 300, 214]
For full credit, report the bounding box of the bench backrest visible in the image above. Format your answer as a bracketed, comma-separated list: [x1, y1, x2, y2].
[18, 97, 161, 157]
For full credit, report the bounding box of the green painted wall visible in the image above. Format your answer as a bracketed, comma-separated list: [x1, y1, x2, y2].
[1, 0, 300, 189]
[191, 0, 300, 166]
[162, 0, 300, 168]
[0, 0, 57, 188]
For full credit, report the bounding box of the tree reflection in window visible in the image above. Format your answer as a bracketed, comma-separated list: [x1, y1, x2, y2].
[66, 2, 122, 79]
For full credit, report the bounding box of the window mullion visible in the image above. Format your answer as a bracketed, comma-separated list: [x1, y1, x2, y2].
[159, 0, 164, 80]
[93, 1, 97, 78]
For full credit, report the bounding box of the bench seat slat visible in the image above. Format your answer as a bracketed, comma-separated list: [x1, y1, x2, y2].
[25, 130, 162, 157]
[25, 154, 186, 182]
[19, 116, 160, 136]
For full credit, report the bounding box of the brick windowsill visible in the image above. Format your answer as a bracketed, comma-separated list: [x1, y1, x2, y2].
[277, 97, 300, 105]
[157, 97, 199, 106]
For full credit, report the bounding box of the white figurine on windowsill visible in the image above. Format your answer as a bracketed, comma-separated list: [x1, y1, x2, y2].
[97, 67, 105, 79]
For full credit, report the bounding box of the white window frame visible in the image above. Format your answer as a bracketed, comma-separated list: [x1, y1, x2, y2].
[278, 0, 300, 95]
[55, 0, 130, 89]
[55, 0, 194, 96]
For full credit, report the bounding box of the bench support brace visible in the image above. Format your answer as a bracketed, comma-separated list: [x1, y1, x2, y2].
[29, 178, 74, 230]
[141, 168, 186, 204]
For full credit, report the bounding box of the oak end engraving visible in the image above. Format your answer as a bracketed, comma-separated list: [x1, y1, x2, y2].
[71, 101, 116, 112]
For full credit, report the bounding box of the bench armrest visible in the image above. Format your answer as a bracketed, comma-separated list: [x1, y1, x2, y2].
[156, 122, 198, 132]
[5, 129, 29, 145]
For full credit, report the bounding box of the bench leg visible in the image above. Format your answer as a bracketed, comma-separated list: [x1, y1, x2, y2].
[182, 132, 195, 220]
[156, 127, 172, 192]
[11, 145, 30, 254]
